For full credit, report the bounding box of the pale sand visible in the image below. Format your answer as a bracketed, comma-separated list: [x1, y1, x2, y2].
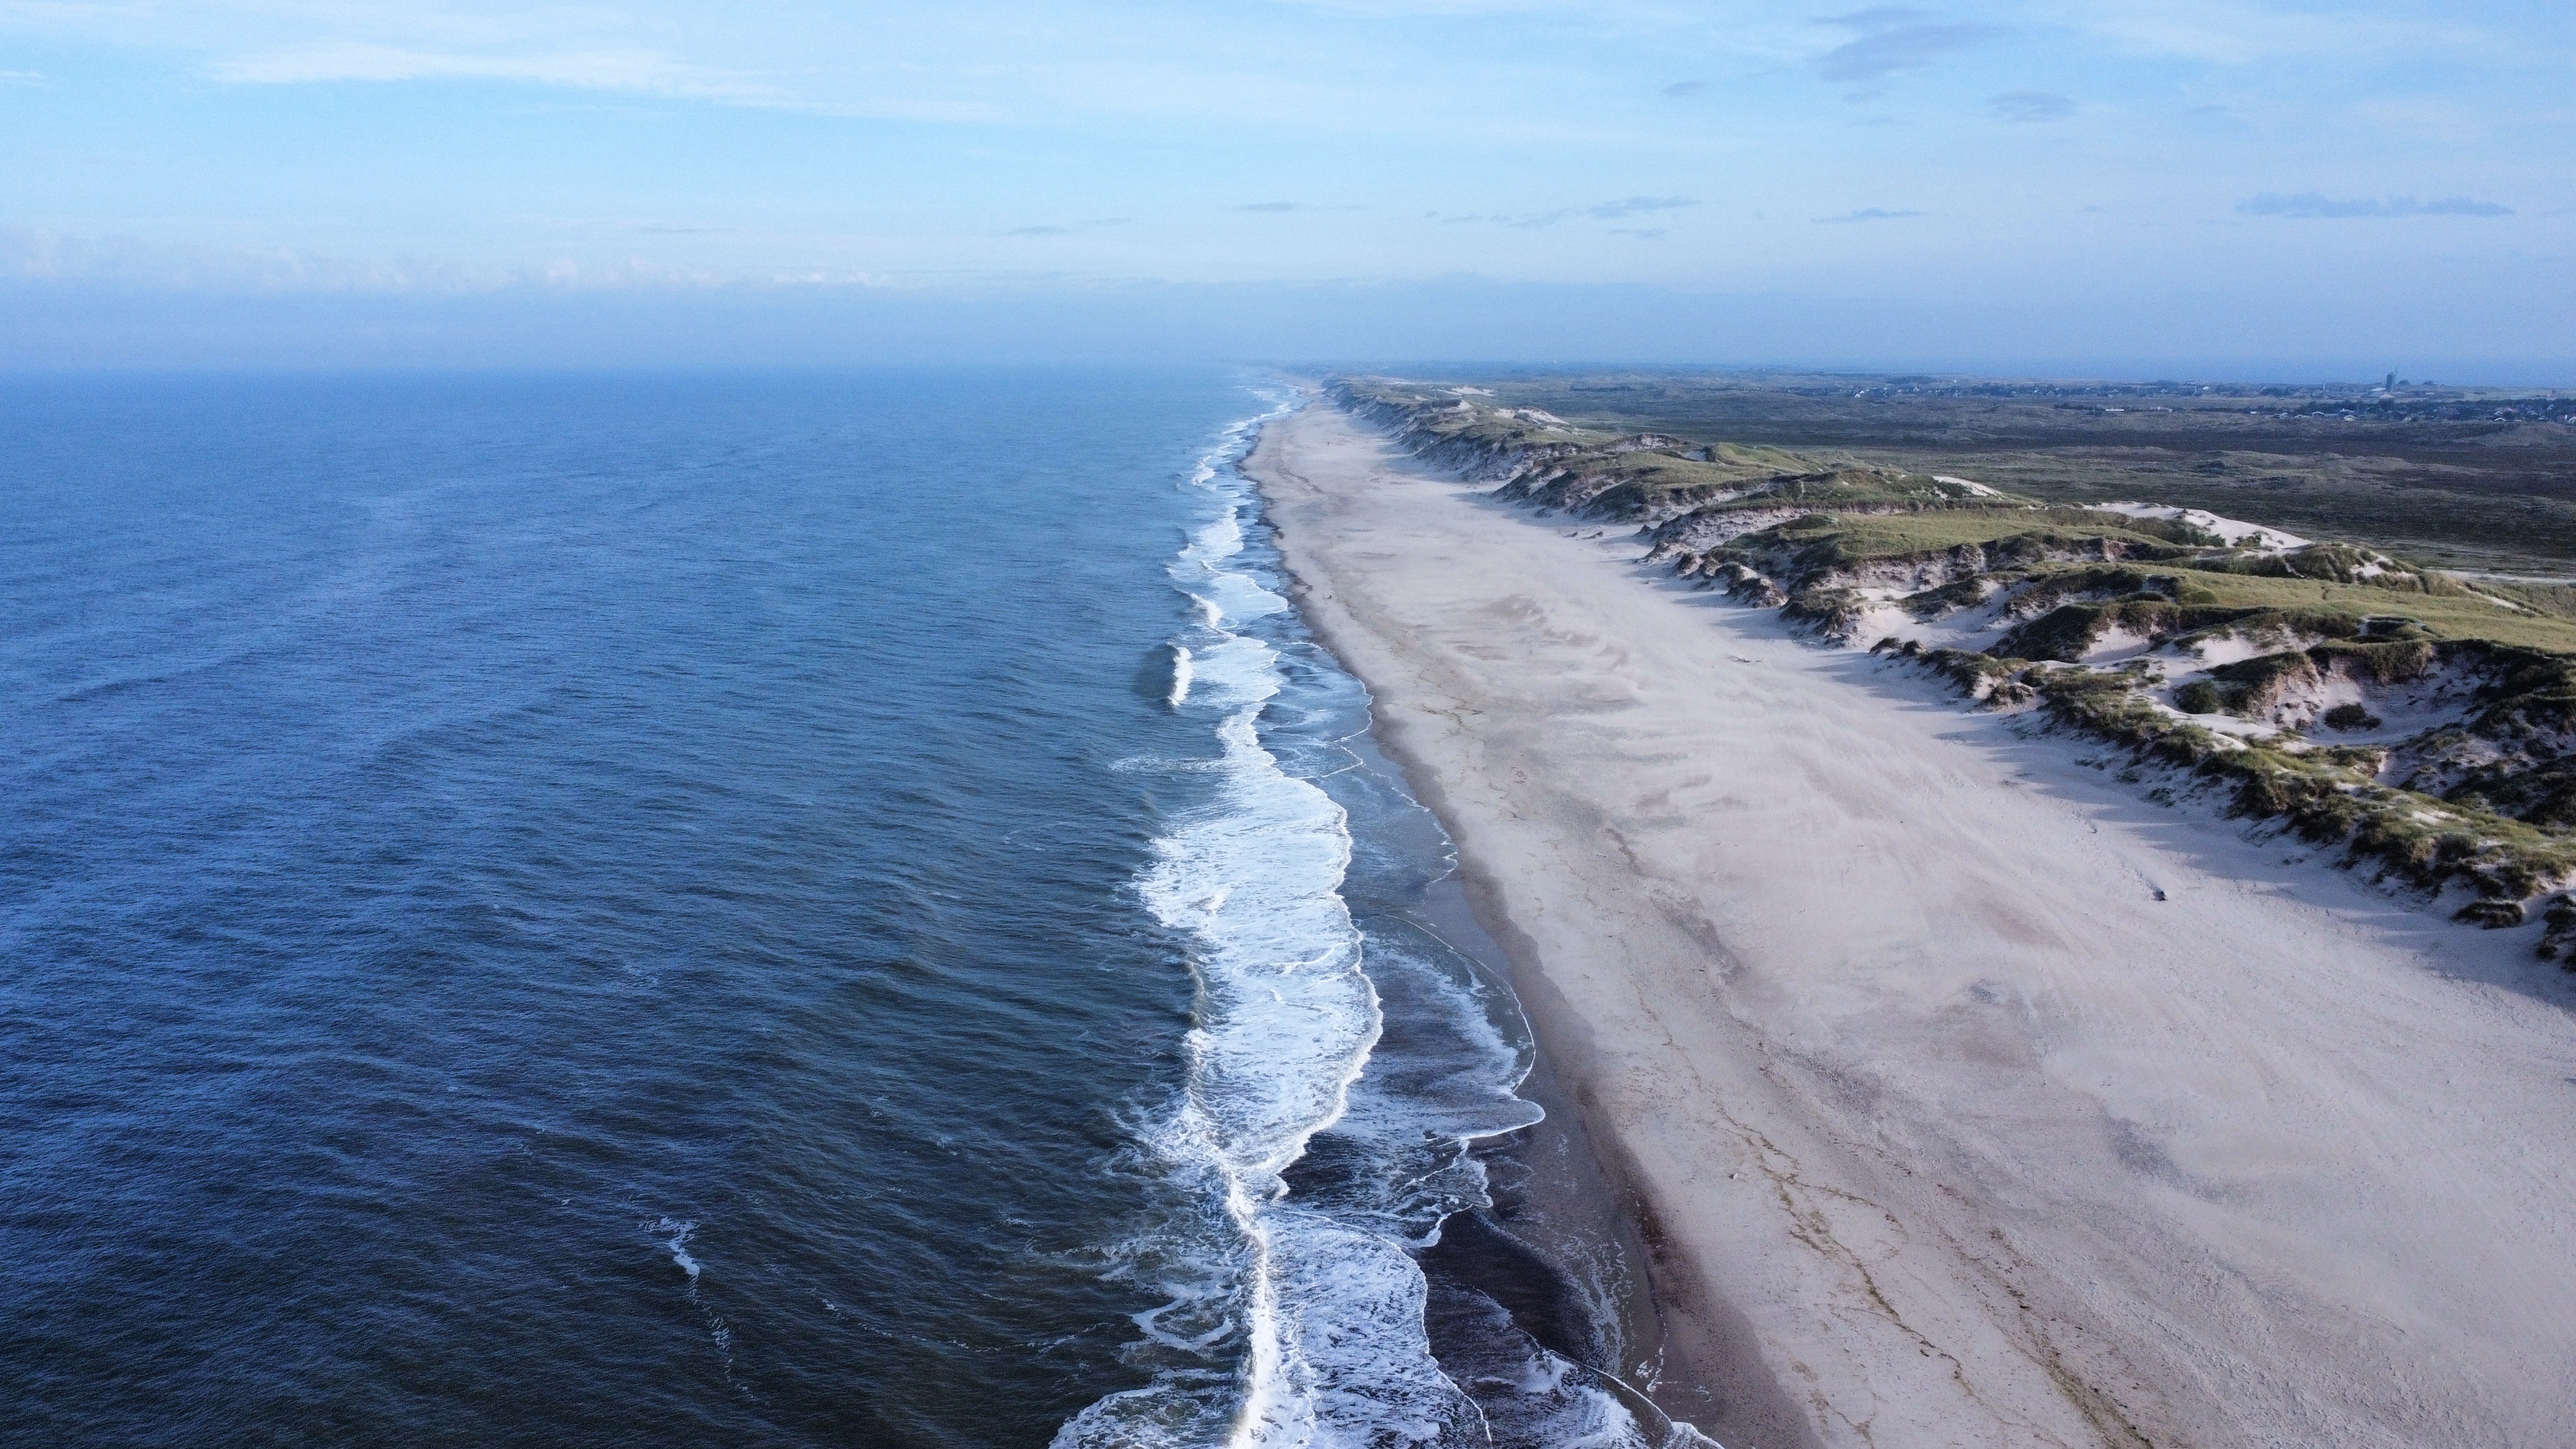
[1248, 400, 2576, 1449]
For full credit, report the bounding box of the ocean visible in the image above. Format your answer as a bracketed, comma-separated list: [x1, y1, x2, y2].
[0, 368, 1674, 1446]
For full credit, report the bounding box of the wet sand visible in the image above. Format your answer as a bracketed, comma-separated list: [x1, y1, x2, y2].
[1250, 398, 2576, 1449]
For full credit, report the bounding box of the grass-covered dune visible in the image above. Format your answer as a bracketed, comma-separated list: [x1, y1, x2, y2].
[1336, 368, 2576, 574]
[1329, 374, 2576, 947]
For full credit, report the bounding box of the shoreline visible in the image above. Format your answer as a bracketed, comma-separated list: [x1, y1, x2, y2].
[1411, 819, 1802, 1446]
[1251, 432, 1704, 1443]
[1408, 854, 1732, 1440]
[1248, 396, 2576, 1448]
[1255, 406, 1814, 1445]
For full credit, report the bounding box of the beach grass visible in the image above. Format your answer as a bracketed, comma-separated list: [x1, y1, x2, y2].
[1338, 373, 2576, 916]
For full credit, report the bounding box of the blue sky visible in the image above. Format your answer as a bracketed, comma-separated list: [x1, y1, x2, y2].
[2, 1, 2570, 374]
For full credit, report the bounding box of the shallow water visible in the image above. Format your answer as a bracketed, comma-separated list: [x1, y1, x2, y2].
[0, 368, 1654, 1446]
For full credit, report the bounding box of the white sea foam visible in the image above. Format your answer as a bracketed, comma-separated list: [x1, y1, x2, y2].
[652, 1217, 702, 1281]
[1058, 393, 1662, 1449]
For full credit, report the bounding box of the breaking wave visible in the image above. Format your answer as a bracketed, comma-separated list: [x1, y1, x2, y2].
[1055, 395, 1676, 1448]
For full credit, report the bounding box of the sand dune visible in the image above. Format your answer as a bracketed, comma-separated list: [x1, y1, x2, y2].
[1249, 399, 2576, 1449]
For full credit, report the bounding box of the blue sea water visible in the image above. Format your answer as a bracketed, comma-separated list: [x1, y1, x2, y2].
[0, 368, 1658, 1446]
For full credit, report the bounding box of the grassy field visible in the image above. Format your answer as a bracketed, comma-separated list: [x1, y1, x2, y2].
[1349, 371, 2576, 575]
[2159, 569, 2576, 652]
[1572, 448, 1830, 502]
[1749, 509, 2174, 559]
[1862, 450, 2576, 576]
[1710, 513, 2576, 651]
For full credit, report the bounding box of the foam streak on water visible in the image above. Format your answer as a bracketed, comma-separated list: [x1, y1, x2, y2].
[0, 370, 1696, 1446]
[1057, 398, 1658, 1448]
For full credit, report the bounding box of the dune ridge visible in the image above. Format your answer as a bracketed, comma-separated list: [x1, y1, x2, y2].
[1249, 396, 2576, 1449]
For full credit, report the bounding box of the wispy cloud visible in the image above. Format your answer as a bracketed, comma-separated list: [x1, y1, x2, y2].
[1435, 210, 1569, 227]
[207, 41, 772, 102]
[1001, 217, 1133, 237]
[0, 225, 896, 293]
[1814, 8, 2000, 86]
[202, 34, 1073, 124]
[0, 0, 2558, 329]
[1430, 196, 1695, 228]
[153, 6, 1605, 133]
[2079, 5, 2499, 68]
[1990, 89, 2073, 122]
[2237, 192, 2512, 218]
[1586, 195, 1695, 218]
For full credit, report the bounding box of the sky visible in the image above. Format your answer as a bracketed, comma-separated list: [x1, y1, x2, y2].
[2, 1, 2570, 376]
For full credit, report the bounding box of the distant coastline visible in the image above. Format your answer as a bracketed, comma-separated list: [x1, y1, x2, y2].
[1250, 388, 2576, 1447]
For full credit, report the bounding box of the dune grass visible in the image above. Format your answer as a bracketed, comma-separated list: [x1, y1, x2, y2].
[2157, 571, 2576, 652]
[1345, 373, 2576, 924]
[1747, 510, 2174, 559]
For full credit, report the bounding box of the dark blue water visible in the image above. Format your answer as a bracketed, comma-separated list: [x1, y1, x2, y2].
[0, 369, 1662, 1447]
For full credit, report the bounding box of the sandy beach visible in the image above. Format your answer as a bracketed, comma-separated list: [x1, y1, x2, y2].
[1248, 399, 2576, 1448]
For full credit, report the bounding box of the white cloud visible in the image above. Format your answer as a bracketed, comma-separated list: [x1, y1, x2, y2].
[205, 41, 760, 99]
[2065, 0, 2531, 66]
[1586, 195, 1695, 218]
[11, 1, 1666, 143]
[0, 225, 899, 292]
[1813, 8, 2001, 84]
[1990, 89, 2074, 122]
[0, 0, 2563, 308]
[2237, 191, 2512, 218]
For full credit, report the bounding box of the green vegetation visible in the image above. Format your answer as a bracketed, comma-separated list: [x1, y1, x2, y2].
[2155, 568, 2576, 652]
[1894, 639, 2576, 909]
[1749, 513, 2177, 565]
[1945, 564, 2576, 659]
[1728, 515, 2187, 592]
[1334, 368, 2576, 575]
[1335, 373, 2576, 948]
